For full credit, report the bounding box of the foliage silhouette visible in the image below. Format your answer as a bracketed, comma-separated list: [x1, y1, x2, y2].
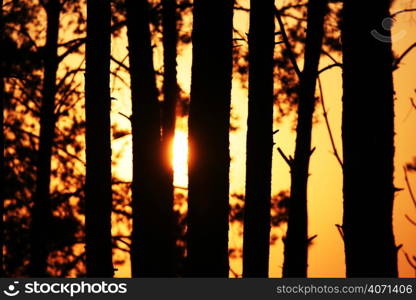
[3, 0, 88, 277]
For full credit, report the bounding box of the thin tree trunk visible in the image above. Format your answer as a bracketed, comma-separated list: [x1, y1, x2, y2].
[186, 0, 234, 277]
[282, 0, 328, 278]
[0, 0, 4, 277]
[126, 0, 174, 277]
[29, 0, 61, 277]
[341, 0, 398, 277]
[161, 0, 178, 165]
[85, 0, 114, 277]
[242, 0, 275, 278]
[161, 0, 177, 274]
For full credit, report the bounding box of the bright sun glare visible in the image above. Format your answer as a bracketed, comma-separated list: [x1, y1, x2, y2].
[173, 130, 188, 188]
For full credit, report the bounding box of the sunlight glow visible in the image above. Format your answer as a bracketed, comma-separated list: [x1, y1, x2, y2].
[173, 130, 188, 188]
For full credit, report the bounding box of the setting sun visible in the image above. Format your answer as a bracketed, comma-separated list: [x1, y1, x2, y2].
[173, 130, 188, 188]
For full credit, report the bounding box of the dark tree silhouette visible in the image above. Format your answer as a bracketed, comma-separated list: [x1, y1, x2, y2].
[161, 0, 178, 172]
[242, 0, 275, 278]
[126, 0, 174, 277]
[29, 0, 61, 277]
[282, 0, 328, 278]
[160, 0, 178, 274]
[341, 0, 398, 277]
[0, 0, 4, 277]
[186, 0, 233, 277]
[85, 0, 114, 277]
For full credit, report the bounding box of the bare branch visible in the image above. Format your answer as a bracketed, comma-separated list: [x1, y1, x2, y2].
[57, 21, 127, 63]
[113, 208, 132, 218]
[58, 37, 85, 48]
[321, 49, 340, 65]
[56, 67, 85, 92]
[55, 59, 85, 114]
[234, 4, 249, 12]
[405, 214, 416, 226]
[392, 8, 416, 18]
[335, 224, 344, 240]
[411, 97, 416, 110]
[279, 12, 307, 22]
[110, 71, 130, 89]
[229, 266, 240, 278]
[307, 234, 318, 244]
[404, 251, 416, 269]
[404, 166, 416, 209]
[318, 63, 343, 75]
[111, 54, 130, 95]
[393, 42, 416, 70]
[274, 6, 302, 80]
[318, 77, 343, 167]
[279, 2, 308, 14]
[58, 38, 86, 63]
[111, 55, 130, 72]
[278, 147, 293, 167]
[118, 112, 131, 121]
[174, 185, 188, 191]
[113, 236, 131, 248]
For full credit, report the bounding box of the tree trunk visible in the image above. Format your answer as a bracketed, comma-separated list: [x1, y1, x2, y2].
[85, 0, 114, 277]
[282, 0, 328, 278]
[126, 0, 174, 277]
[186, 0, 234, 277]
[242, 0, 275, 278]
[161, 0, 178, 170]
[29, 0, 61, 277]
[161, 0, 178, 274]
[0, 0, 4, 277]
[341, 0, 398, 277]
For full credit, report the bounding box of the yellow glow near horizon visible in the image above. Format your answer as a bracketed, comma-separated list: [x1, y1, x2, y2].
[173, 130, 189, 188]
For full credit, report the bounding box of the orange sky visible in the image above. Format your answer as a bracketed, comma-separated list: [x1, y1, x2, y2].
[108, 0, 416, 278]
